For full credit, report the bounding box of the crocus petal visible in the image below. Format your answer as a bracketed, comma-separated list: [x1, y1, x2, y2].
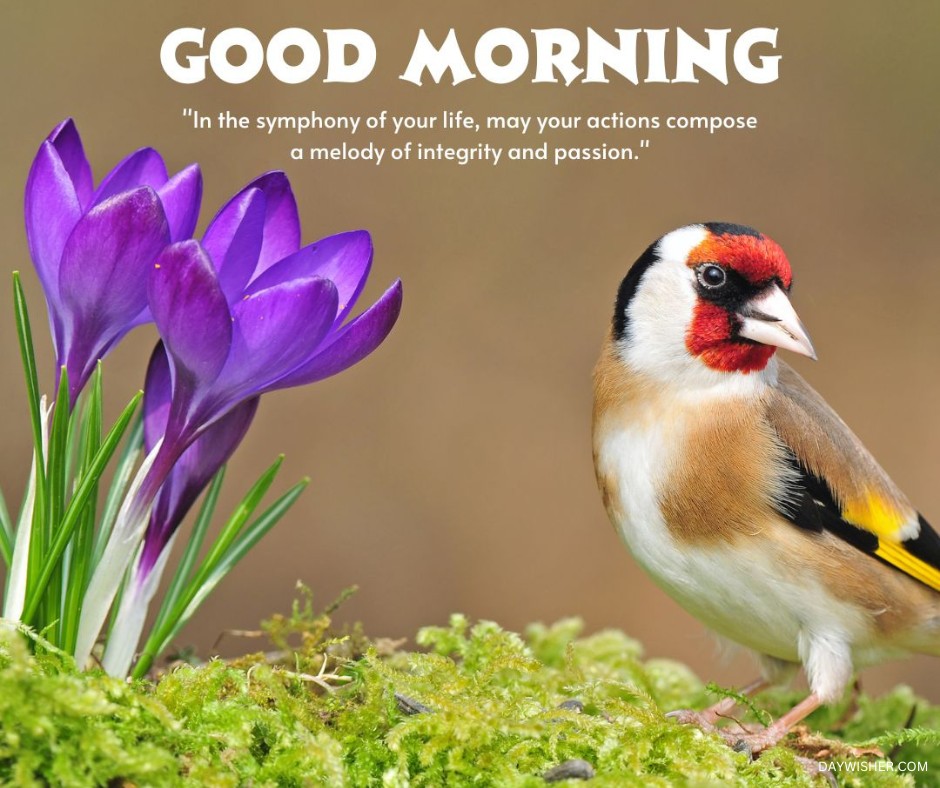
[247, 231, 373, 324]
[92, 147, 168, 206]
[47, 119, 94, 210]
[139, 396, 259, 576]
[202, 186, 266, 302]
[24, 141, 83, 305]
[245, 171, 301, 274]
[57, 187, 170, 398]
[274, 279, 402, 388]
[149, 240, 233, 393]
[219, 277, 338, 400]
[59, 187, 169, 327]
[157, 164, 202, 242]
[143, 342, 172, 453]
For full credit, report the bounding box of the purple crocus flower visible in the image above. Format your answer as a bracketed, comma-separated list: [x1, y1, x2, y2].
[85, 172, 402, 676]
[140, 172, 401, 574]
[24, 118, 202, 404]
[138, 172, 402, 574]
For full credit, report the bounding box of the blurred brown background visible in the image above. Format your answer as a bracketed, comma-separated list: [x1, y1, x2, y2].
[2, 2, 939, 702]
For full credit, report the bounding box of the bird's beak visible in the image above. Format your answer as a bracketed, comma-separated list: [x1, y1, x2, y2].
[737, 283, 817, 360]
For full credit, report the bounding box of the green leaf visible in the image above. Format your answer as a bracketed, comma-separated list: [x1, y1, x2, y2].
[41, 368, 72, 644]
[209, 478, 309, 589]
[178, 479, 309, 631]
[22, 391, 142, 623]
[0, 486, 13, 567]
[13, 272, 49, 628]
[63, 385, 90, 503]
[194, 456, 284, 583]
[91, 413, 144, 571]
[12, 272, 45, 473]
[60, 366, 104, 653]
[150, 467, 227, 640]
[131, 473, 307, 680]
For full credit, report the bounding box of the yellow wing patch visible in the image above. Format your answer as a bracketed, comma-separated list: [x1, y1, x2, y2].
[875, 541, 940, 593]
[842, 491, 908, 540]
[843, 490, 940, 592]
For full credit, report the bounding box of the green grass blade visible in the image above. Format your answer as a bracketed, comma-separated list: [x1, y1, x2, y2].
[193, 456, 284, 583]
[92, 414, 143, 569]
[14, 273, 49, 628]
[22, 391, 142, 623]
[174, 479, 309, 639]
[60, 385, 92, 597]
[0, 487, 13, 566]
[64, 386, 89, 503]
[46, 370, 71, 520]
[24, 437, 48, 631]
[150, 467, 226, 639]
[141, 457, 283, 657]
[42, 368, 71, 644]
[60, 367, 103, 653]
[132, 477, 307, 679]
[208, 478, 309, 589]
[12, 273, 45, 470]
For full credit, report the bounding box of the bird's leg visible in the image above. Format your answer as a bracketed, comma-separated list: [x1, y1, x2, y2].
[666, 677, 769, 730]
[720, 692, 823, 755]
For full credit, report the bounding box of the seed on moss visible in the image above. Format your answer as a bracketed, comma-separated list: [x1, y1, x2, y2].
[543, 759, 596, 782]
[557, 699, 584, 713]
[731, 738, 754, 759]
[395, 692, 433, 715]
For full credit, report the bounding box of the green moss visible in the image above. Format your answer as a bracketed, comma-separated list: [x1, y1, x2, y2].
[0, 611, 937, 787]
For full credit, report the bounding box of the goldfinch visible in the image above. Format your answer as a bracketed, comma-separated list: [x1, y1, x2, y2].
[592, 222, 940, 752]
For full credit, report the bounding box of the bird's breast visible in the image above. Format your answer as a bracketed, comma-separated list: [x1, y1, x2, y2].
[594, 411, 801, 658]
[594, 407, 685, 576]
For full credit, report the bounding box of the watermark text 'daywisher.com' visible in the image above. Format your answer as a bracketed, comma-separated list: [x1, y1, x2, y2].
[821, 761, 928, 775]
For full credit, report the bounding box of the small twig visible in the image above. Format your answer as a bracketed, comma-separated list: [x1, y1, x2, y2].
[245, 653, 352, 694]
[714, 710, 760, 736]
[212, 628, 264, 652]
[285, 653, 353, 693]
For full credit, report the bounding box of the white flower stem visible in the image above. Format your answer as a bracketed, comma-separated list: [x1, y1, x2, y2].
[3, 455, 38, 620]
[3, 397, 52, 620]
[102, 533, 176, 677]
[73, 440, 162, 669]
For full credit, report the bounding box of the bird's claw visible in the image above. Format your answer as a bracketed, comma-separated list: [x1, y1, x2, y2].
[719, 726, 786, 755]
[669, 709, 792, 755]
[665, 708, 719, 732]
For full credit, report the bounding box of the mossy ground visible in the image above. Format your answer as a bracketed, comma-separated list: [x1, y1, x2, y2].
[1, 590, 938, 787]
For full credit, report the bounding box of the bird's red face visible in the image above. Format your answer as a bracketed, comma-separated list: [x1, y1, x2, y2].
[612, 223, 815, 383]
[684, 228, 798, 373]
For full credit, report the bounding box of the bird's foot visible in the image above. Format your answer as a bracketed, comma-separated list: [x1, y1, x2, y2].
[669, 714, 837, 784]
[670, 692, 826, 762]
[666, 678, 770, 732]
[667, 709, 773, 748]
[667, 702, 784, 750]
[664, 708, 719, 732]
[719, 723, 790, 757]
[709, 720, 836, 784]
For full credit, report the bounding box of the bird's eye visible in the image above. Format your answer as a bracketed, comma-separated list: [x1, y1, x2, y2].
[697, 265, 727, 289]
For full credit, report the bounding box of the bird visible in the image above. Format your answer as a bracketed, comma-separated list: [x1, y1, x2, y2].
[591, 222, 940, 753]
